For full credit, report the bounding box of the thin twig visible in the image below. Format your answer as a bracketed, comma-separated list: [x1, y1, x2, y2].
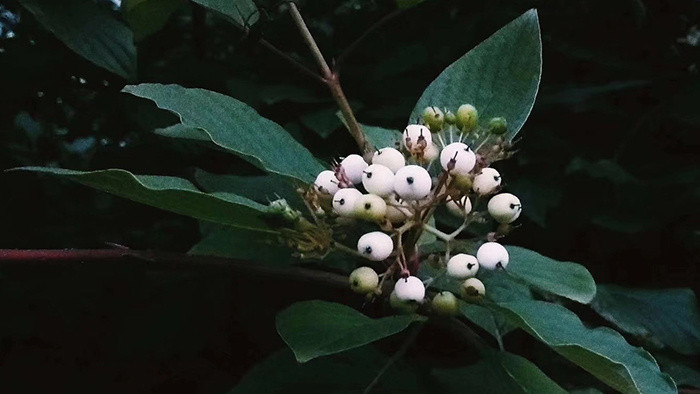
[363, 323, 423, 393]
[288, 2, 332, 78]
[287, 2, 371, 157]
[336, 9, 403, 68]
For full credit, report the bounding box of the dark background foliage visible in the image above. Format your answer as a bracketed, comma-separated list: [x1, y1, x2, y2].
[0, 0, 698, 392]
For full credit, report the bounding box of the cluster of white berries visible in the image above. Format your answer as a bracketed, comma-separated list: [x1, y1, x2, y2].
[305, 104, 522, 315]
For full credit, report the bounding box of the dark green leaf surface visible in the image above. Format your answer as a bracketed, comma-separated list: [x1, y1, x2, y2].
[654, 353, 700, 388]
[189, 225, 291, 265]
[191, 0, 258, 26]
[276, 300, 425, 363]
[16, 167, 272, 231]
[496, 300, 677, 394]
[123, 84, 325, 182]
[506, 246, 596, 304]
[459, 301, 508, 341]
[230, 347, 432, 393]
[19, 0, 136, 79]
[433, 350, 566, 393]
[193, 169, 303, 208]
[123, 0, 184, 41]
[363, 124, 402, 150]
[592, 285, 700, 355]
[410, 10, 541, 139]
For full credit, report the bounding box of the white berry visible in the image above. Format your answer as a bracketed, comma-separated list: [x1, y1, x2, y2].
[431, 291, 458, 316]
[340, 154, 368, 185]
[461, 277, 485, 298]
[354, 194, 387, 221]
[446, 254, 479, 279]
[362, 164, 395, 197]
[402, 124, 432, 151]
[385, 194, 412, 223]
[440, 142, 476, 175]
[390, 291, 419, 313]
[372, 147, 405, 173]
[476, 242, 509, 270]
[357, 231, 393, 261]
[332, 188, 362, 217]
[423, 143, 440, 162]
[487, 193, 521, 223]
[314, 170, 339, 195]
[349, 267, 379, 294]
[394, 276, 425, 302]
[473, 168, 501, 195]
[446, 195, 472, 217]
[394, 165, 432, 200]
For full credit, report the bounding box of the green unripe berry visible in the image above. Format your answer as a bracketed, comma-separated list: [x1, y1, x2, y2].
[445, 110, 456, 125]
[354, 194, 387, 222]
[431, 291, 459, 316]
[422, 106, 445, 131]
[456, 104, 478, 133]
[488, 117, 507, 135]
[461, 277, 486, 299]
[349, 266, 379, 294]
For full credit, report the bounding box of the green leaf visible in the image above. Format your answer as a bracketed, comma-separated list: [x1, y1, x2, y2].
[410, 10, 541, 140]
[19, 0, 136, 79]
[16, 167, 272, 231]
[276, 300, 426, 363]
[495, 300, 677, 394]
[433, 350, 566, 393]
[122, 84, 325, 182]
[506, 246, 596, 304]
[459, 301, 510, 341]
[230, 347, 431, 393]
[193, 169, 303, 207]
[189, 225, 291, 265]
[591, 285, 700, 355]
[363, 124, 402, 149]
[123, 0, 184, 41]
[654, 352, 700, 388]
[191, 0, 258, 26]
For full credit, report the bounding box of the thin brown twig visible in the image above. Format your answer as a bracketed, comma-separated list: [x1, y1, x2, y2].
[287, 2, 372, 157]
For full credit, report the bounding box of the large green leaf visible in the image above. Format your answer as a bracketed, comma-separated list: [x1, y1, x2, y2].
[458, 301, 514, 342]
[276, 300, 426, 363]
[123, 84, 325, 182]
[123, 0, 184, 41]
[363, 124, 402, 150]
[496, 300, 677, 394]
[433, 350, 566, 393]
[189, 225, 292, 265]
[191, 0, 258, 26]
[230, 347, 432, 393]
[591, 285, 700, 355]
[506, 246, 596, 304]
[16, 167, 272, 231]
[410, 10, 541, 140]
[193, 169, 303, 207]
[19, 0, 136, 79]
[654, 352, 700, 389]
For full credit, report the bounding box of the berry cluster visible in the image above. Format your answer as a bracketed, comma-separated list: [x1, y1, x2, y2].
[281, 104, 522, 316]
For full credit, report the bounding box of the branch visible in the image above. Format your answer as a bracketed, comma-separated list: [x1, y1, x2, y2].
[0, 249, 348, 288]
[287, 2, 372, 157]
